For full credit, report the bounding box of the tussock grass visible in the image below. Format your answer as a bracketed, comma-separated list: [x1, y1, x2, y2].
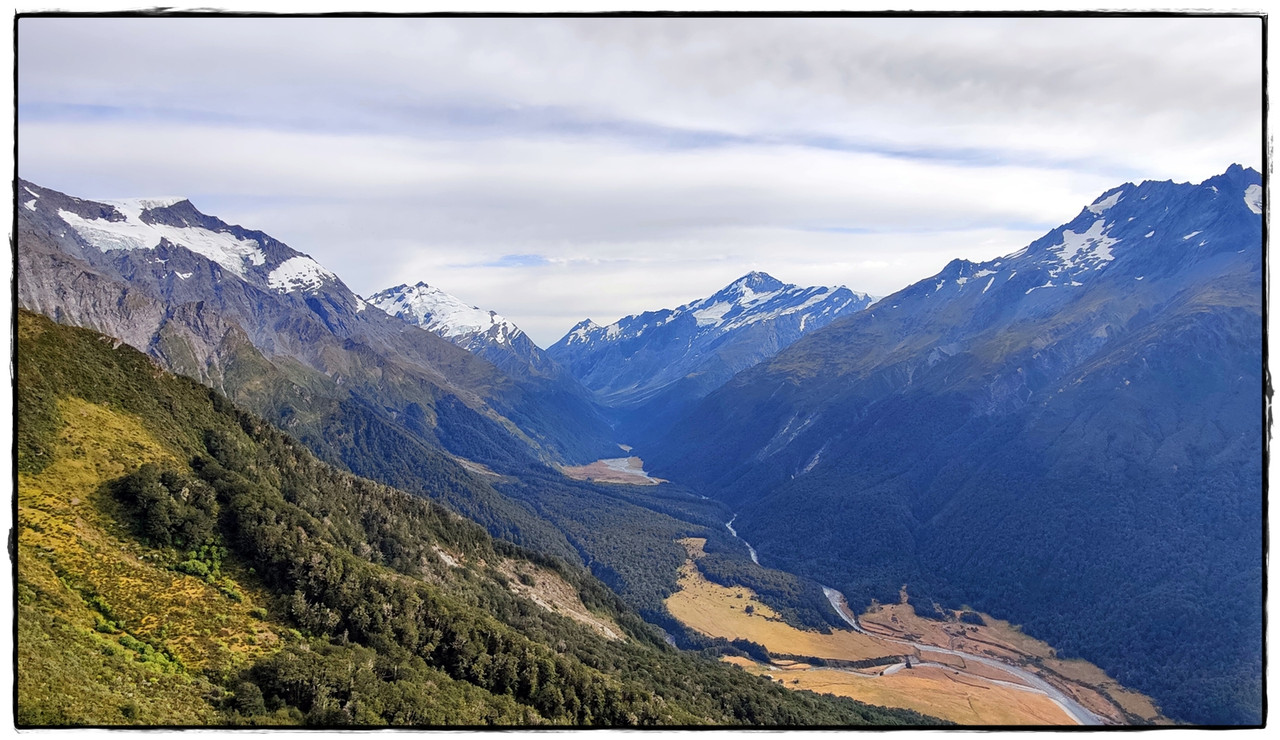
[17, 398, 287, 724]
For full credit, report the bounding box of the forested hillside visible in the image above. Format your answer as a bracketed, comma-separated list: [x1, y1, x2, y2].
[16, 309, 936, 727]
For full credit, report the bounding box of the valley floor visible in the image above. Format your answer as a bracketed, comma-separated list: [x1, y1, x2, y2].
[559, 456, 666, 485]
[664, 537, 1165, 726]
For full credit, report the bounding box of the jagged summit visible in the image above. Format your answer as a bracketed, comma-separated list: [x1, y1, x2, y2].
[723, 270, 787, 294]
[908, 165, 1264, 306]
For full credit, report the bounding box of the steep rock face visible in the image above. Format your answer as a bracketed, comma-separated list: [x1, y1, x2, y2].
[647, 166, 1263, 725]
[547, 271, 873, 442]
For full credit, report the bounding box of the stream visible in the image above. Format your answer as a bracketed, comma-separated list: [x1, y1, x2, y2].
[724, 515, 759, 565]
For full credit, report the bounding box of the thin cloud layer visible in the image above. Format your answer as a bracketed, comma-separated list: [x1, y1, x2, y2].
[17, 15, 1262, 346]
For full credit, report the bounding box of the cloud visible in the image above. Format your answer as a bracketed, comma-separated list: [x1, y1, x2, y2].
[16, 15, 1263, 346]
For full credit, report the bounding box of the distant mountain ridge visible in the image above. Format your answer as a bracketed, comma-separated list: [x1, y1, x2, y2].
[645, 164, 1264, 725]
[547, 271, 874, 442]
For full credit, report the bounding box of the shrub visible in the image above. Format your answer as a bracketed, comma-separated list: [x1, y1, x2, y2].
[175, 560, 210, 578]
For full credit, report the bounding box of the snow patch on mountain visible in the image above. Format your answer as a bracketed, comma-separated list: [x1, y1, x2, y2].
[1087, 191, 1123, 214]
[104, 197, 187, 221]
[673, 273, 870, 335]
[693, 301, 732, 327]
[1049, 218, 1117, 274]
[548, 271, 875, 408]
[565, 319, 601, 344]
[268, 256, 337, 294]
[58, 200, 266, 278]
[1245, 184, 1262, 215]
[577, 272, 863, 340]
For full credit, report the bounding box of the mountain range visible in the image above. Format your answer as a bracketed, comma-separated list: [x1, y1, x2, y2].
[15, 177, 850, 662]
[15, 165, 1264, 726]
[16, 179, 614, 462]
[16, 179, 629, 558]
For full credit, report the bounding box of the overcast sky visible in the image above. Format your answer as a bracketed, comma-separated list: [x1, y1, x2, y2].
[17, 14, 1263, 347]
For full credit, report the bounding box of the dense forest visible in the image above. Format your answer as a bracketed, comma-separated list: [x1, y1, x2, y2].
[16, 309, 937, 727]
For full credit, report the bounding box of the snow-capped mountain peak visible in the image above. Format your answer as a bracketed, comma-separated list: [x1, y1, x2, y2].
[876, 165, 1262, 312]
[723, 270, 786, 296]
[564, 318, 602, 345]
[366, 281, 566, 378]
[366, 282, 523, 346]
[56, 195, 267, 279]
[547, 271, 876, 410]
[678, 272, 869, 333]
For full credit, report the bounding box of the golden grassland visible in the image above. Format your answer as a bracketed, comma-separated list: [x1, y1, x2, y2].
[668, 537, 1091, 726]
[725, 657, 1077, 726]
[861, 596, 1164, 724]
[666, 539, 890, 663]
[17, 398, 292, 724]
[559, 457, 666, 485]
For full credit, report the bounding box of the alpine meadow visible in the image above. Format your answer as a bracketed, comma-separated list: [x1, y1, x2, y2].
[12, 12, 1266, 728]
